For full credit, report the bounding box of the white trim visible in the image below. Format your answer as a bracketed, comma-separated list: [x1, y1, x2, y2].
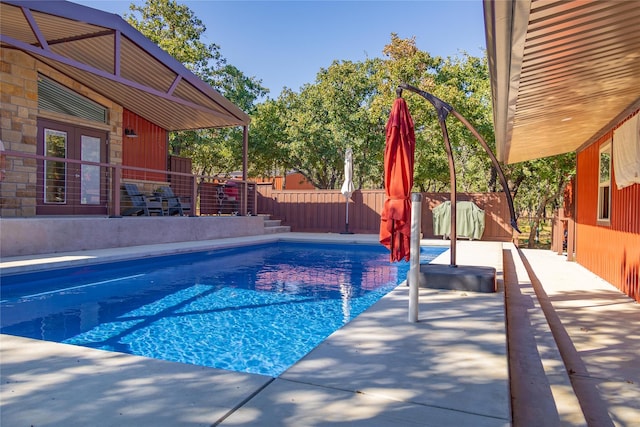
[597, 141, 612, 224]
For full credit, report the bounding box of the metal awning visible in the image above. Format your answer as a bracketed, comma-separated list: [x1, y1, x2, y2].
[0, 0, 250, 131]
[483, 0, 640, 164]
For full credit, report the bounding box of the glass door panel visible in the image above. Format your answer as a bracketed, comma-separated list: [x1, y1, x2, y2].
[81, 135, 101, 205]
[44, 129, 68, 204]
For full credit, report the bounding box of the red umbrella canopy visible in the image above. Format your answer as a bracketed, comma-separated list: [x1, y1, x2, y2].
[379, 97, 416, 262]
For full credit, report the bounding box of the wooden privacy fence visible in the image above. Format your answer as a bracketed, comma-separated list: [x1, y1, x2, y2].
[256, 185, 513, 241]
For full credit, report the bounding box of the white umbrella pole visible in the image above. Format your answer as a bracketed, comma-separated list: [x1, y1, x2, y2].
[345, 198, 349, 233]
[340, 196, 353, 234]
[340, 147, 354, 234]
[409, 192, 422, 322]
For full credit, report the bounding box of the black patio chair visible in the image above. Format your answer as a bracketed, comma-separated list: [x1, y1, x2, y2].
[122, 183, 164, 216]
[157, 186, 192, 216]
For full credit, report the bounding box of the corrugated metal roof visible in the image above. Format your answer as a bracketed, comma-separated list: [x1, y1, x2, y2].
[484, 0, 640, 164]
[0, 0, 250, 130]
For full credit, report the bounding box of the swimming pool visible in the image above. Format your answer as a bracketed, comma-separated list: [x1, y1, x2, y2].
[1, 242, 446, 377]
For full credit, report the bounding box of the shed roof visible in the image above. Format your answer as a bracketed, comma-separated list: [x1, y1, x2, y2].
[0, 0, 250, 130]
[483, 0, 640, 164]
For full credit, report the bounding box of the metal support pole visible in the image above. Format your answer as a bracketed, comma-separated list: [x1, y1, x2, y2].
[399, 83, 457, 266]
[409, 192, 422, 322]
[110, 164, 122, 218]
[242, 125, 248, 181]
[397, 83, 521, 266]
[341, 198, 353, 234]
[437, 118, 458, 267]
[190, 175, 198, 216]
[345, 199, 349, 232]
[242, 125, 249, 216]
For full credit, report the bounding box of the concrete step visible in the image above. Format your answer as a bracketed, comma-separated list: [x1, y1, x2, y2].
[264, 225, 291, 234]
[264, 219, 282, 227]
[260, 215, 290, 234]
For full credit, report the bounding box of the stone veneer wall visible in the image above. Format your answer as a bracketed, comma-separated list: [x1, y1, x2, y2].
[0, 49, 123, 217]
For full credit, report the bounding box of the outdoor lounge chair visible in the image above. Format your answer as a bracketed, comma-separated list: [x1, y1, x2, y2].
[158, 186, 192, 216]
[122, 183, 164, 216]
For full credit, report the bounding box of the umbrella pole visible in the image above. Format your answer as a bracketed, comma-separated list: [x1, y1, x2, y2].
[397, 83, 521, 235]
[345, 199, 349, 232]
[341, 147, 354, 234]
[438, 118, 458, 267]
[408, 192, 422, 322]
[341, 197, 353, 234]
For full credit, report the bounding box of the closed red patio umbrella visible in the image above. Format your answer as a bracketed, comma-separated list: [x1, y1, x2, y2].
[380, 96, 415, 262]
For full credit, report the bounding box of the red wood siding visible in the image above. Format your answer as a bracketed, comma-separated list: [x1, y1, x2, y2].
[122, 109, 167, 182]
[575, 111, 640, 302]
[168, 155, 193, 199]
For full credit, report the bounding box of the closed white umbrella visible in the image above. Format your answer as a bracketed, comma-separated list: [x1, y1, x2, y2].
[340, 148, 355, 234]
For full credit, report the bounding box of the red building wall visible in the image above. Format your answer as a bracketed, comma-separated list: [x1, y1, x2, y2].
[122, 109, 167, 182]
[284, 172, 315, 190]
[575, 111, 640, 302]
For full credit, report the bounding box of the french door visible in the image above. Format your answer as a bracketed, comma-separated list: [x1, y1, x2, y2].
[37, 119, 108, 215]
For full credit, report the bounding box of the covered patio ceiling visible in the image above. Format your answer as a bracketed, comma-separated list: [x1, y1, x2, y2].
[483, 0, 640, 165]
[0, 0, 250, 131]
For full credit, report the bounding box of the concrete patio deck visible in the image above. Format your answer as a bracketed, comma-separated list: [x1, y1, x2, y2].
[516, 249, 640, 427]
[1, 234, 638, 426]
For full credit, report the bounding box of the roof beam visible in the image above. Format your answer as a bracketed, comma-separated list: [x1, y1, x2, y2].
[20, 5, 48, 50]
[1, 33, 242, 123]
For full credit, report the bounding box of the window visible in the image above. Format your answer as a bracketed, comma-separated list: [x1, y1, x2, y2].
[38, 75, 108, 123]
[597, 142, 611, 223]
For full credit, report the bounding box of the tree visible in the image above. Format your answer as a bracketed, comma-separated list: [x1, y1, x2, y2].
[125, 0, 224, 76]
[432, 53, 495, 193]
[272, 59, 384, 189]
[247, 99, 289, 178]
[510, 153, 576, 247]
[279, 83, 341, 189]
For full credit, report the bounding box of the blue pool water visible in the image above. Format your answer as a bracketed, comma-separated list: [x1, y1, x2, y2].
[1, 242, 445, 376]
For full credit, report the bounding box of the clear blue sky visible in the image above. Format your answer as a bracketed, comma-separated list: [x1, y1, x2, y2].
[74, 1, 487, 99]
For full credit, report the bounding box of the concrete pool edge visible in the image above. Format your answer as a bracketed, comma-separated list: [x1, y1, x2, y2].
[0, 233, 452, 275]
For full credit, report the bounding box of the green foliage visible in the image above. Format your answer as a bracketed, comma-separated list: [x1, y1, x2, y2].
[374, 36, 496, 193]
[511, 153, 576, 216]
[251, 59, 386, 189]
[125, 0, 223, 75]
[506, 152, 575, 247]
[248, 99, 289, 178]
[124, 2, 575, 224]
[207, 64, 268, 114]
